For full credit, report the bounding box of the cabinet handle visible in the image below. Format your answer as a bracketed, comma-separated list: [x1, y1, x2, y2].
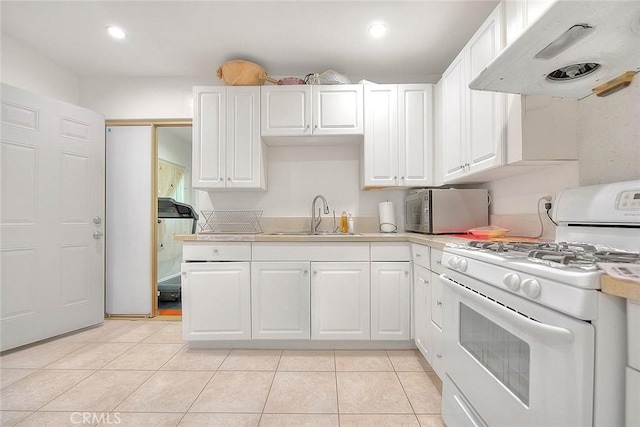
[213, 249, 219, 254]
[305, 124, 310, 130]
[401, 176, 405, 180]
[314, 124, 318, 130]
[313, 271, 317, 276]
[304, 270, 308, 275]
[405, 271, 409, 276]
[436, 300, 442, 306]
[436, 260, 442, 265]
[416, 253, 421, 258]
[181, 272, 186, 276]
[437, 354, 443, 359]
[394, 176, 398, 181]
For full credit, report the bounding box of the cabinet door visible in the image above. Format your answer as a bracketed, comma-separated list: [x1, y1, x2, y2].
[182, 262, 251, 341]
[467, 4, 504, 175]
[251, 262, 311, 340]
[398, 84, 433, 187]
[192, 86, 226, 188]
[311, 262, 370, 340]
[363, 85, 399, 187]
[440, 53, 466, 183]
[431, 271, 444, 328]
[226, 87, 265, 189]
[260, 86, 311, 136]
[414, 265, 431, 362]
[371, 262, 411, 341]
[312, 85, 363, 135]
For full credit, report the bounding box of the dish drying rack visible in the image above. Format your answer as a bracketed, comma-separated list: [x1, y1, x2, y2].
[198, 210, 263, 234]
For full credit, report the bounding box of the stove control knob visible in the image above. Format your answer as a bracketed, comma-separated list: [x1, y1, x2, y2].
[458, 259, 468, 272]
[503, 273, 521, 291]
[521, 278, 541, 299]
[448, 256, 460, 269]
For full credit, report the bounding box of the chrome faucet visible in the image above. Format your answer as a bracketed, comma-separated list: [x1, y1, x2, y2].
[310, 194, 330, 234]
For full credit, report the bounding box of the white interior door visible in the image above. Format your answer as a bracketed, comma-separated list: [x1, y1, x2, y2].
[106, 126, 152, 316]
[1, 83, 105, 351]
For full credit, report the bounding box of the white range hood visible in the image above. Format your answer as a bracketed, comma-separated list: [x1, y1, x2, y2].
[469, 1, 640, 100]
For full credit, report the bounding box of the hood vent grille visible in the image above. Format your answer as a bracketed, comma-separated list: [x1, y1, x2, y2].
[546, 63, 601, 82]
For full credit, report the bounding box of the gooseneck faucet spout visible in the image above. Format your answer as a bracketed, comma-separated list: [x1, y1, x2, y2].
[310, 194, 330, 234]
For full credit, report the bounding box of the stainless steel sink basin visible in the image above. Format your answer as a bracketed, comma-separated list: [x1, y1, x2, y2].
[266, 231, 361, 236]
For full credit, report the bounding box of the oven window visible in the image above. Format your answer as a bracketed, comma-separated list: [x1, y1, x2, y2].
[460, 303, 530, 405]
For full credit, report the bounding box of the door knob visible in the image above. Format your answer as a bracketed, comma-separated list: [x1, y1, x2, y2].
[93, 231, 104, 239]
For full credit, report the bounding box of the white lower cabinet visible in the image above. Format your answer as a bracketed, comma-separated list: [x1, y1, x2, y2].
[413, 264, 432, 361]
[311, 262, 370, 340]
[182, 262, 251, 341]
[371, 262, 411, 340]
[251, 262, 311, 340]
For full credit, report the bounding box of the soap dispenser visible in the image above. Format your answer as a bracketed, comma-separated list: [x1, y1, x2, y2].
[347, 213, 354, 234]
[340, 211, 348, 233]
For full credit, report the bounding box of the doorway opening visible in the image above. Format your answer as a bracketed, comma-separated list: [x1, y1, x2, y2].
[156, 125, 193, 316]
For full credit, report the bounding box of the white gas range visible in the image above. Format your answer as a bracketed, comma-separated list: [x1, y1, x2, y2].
[439, 180, 640, 427]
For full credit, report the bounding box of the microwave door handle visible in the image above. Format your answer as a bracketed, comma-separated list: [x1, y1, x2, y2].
[440, 274, 574, 346]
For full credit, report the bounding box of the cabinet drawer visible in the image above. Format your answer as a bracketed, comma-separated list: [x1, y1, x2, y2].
[371, 242, 411, 261]
[183, 242, 252, 261]
[252, 242, 369, 262]
[430, 248, 444, 274]
[411, 244, 431, 269]
[431, 271, 444, 327]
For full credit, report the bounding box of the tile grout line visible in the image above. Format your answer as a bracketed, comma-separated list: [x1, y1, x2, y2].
[334, 350, 342, 426]
[387, 350, 421, 422]
[257, 348, 283, 424]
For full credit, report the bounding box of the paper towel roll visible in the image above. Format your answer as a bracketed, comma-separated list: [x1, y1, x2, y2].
[379, 201, 397, 233]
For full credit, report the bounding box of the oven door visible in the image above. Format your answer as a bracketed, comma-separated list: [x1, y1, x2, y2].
[440, 272, 595, 427]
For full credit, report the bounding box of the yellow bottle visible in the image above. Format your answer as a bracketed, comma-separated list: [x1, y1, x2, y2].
[340, 211, 348, 233]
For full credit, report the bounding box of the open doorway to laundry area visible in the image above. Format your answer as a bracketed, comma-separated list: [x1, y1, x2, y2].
[156, 125, 193, 316]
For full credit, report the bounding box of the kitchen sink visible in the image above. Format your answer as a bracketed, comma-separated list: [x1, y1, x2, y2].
[267, 231, 361, 236]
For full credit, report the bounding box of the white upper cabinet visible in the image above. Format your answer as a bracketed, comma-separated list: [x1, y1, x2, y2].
[466, 6, 504, 175]
[440, 55, 467, 183]
[363, 85, 399, 187]
[398, 85, 434, 187]
[261, 86, 311, 136]
[362, 84, 434, 188]
[261, 85, 363, 137]
[437, 0, 577, 184]
[193, 86, 266, 190]
[439, 3, 504, 184]
[193, 86, 226, 188]
[312, 85, 364, 135]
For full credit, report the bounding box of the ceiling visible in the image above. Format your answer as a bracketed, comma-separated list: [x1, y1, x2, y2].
[0, 1, 499, 83]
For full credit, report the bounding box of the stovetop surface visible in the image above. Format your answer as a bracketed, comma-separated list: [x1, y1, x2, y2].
[447, 240, 640, 272]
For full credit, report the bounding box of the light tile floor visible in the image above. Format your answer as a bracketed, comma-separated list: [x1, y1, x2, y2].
[0, 320, 445, 427]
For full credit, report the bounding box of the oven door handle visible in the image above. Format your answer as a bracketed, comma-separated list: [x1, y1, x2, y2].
[441, 275, 575, 346]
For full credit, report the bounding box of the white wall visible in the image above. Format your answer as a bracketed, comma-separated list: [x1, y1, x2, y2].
[196, 144, 406, 225]
[0, 34, 80, 104]
[79, 77, 218, 119]
[577, 76, 640, 186]
[484, 77, 639, 238]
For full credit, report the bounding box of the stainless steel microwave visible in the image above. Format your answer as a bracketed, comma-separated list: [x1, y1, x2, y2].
[405, 188, 489, 234]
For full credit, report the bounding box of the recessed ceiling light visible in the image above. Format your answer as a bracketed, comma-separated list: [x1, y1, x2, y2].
[106, 26, 127, 40]
[368, 22, 387, 38]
